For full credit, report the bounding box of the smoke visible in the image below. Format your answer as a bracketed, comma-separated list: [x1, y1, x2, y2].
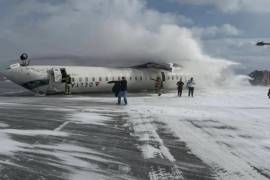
[1, 0, 245, 89]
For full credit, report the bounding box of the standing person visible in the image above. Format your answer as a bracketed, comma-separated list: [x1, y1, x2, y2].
[64, 75, 72, 95]
[176, 78, 184, 97]
[118, 77, 128, 105]
[109, 81, 121, 97]
[187, 77, 195, 97]
[268, 88, 270, 98]
[152, 77, 162, 96]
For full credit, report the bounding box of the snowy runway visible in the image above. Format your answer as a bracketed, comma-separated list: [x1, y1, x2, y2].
[0, 84, 269, 180]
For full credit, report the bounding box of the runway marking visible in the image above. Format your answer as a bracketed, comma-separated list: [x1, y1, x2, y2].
[149, 165, 184, 180]
[54, 121, 70, 131]
[128, 113, 184, 180]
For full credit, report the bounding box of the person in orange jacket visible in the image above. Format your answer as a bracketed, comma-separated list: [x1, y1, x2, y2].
[152, 77, 163, 96]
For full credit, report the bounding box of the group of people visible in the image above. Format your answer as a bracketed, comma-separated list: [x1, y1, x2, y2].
[110, 76, 196, 105]
[176, 77, 195, 97]
[153, 77, 196, 97]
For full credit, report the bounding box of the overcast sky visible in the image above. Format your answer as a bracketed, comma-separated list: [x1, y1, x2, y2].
[1, 0, 270, 73]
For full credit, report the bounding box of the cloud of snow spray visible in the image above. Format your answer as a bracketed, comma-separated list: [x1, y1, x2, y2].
[4, 0, 248, 90]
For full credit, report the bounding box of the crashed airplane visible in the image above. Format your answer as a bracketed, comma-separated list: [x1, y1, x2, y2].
[1, 54, 190, 95]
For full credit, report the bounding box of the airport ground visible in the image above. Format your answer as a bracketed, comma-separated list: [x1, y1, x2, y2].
[0, 82, 269, 180]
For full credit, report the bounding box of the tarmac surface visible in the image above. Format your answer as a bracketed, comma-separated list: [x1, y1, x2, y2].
[0, 82, 215, 180]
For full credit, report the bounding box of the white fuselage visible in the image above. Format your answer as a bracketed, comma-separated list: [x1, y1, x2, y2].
[2, 63, 190, 95]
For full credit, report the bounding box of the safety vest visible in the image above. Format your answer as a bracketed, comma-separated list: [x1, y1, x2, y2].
[155, 80, 161, 88]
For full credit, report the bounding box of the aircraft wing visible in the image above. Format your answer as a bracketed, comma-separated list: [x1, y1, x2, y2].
[131, 62, 172, 71]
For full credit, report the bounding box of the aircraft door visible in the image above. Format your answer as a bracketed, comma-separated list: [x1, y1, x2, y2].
[60, 68, 67, 83]
[53, 68, 62, 83]
[60, 68, 72, 95]
[161, 72, 166, 81]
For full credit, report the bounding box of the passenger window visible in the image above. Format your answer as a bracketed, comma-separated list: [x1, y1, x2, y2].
[118, 77, 121, 81]
[99, 77, 102, 81]
[79, 77, 82, 82]
[172, 76, 174, 80]
[130, 77, 132, 81]
[140, 76, 142, 80]
[135, 77, 137, 80]
[176, 76, 179, 80]
[105, 77, 109, 81]
[92, 77, 95, 82]
[167, 76, 170, 80]
[85, 77, 88, 82]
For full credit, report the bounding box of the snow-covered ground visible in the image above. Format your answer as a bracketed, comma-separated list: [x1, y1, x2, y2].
[124, 87, 270, 180]
[0, 85, 269, 180]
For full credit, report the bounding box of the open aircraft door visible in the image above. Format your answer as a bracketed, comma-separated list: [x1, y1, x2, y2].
[161, 72, 166, 82]
[48, 68, 68, 94]
[60, 68, 67, 83]
[52, 68, 62, 83]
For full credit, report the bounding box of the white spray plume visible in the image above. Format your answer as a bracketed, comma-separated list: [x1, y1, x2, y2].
[1, 0, 245, 89]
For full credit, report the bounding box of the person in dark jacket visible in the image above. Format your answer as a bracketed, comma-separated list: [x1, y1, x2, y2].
[268, 88, 270, 98]
[64, 75, 72, 95]
[110, 81, 121, 97]
[176, 78, 184, 97]
[118, 77, 128, 105]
